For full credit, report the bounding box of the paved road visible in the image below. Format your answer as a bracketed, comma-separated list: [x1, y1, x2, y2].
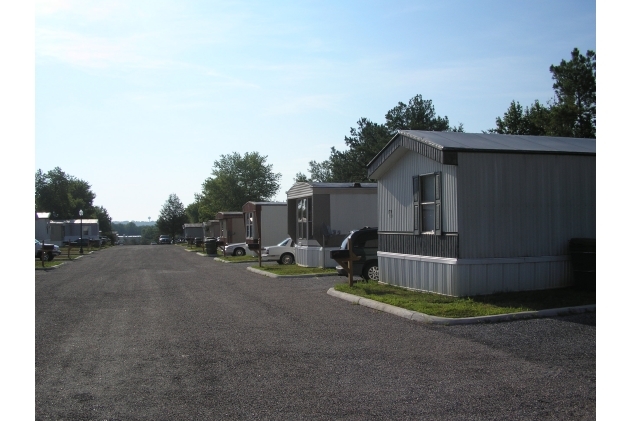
[36, 245, 595, 420]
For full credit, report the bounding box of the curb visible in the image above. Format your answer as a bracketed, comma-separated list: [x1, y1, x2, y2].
[247, 266, 340, 278]
[197, 253, 219, 257]
[326, 288, 596, 325]
[35, 262, 66, 271]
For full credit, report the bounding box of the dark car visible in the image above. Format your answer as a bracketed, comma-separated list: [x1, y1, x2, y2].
[331, 227, 379, 281]
[35, 239, 61, 261]
[159, 235, 171, 244]
[69, 238, 90, 247]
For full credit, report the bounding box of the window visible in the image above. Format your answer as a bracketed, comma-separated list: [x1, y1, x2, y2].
[246, 212, 254, 238]
[297, 198, 312, 240]
[83, 227, 90, 236]
[413, 172, 441, 235]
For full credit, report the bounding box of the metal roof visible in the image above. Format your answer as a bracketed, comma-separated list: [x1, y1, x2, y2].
[367, 131, 596, 178]
[397, 130, 596, 154]
[303, 182, 377, 189]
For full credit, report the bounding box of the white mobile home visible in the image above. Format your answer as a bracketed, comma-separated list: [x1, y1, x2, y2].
[242, 202, 288, 250]
[286, 182, 377, 268]
[35, 212, 51, 243]
[368, 130, 596, 297]
[48, 219, 100, 246]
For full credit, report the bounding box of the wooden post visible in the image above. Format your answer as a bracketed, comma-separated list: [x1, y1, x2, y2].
[348, 237, 354, 287]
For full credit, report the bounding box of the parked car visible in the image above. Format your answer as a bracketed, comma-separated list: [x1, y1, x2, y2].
[159, 235, 171, 244]
[35, 239, 61, 261]
[261, 237, 295, 265]
[332, 227, 379, 281]
[222, 242, 252, 257]
[70, 238, 90, 247]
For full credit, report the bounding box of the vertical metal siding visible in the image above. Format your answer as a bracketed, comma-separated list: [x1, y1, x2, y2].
[458, 153, 596, 259]
[330, 193, 378, 232]
[378, 151, 457, 233]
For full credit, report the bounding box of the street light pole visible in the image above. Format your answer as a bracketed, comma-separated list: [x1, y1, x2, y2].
[79, 209, 84, 254]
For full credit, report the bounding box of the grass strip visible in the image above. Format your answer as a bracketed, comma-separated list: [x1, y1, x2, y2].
[254, 265, 338, 276]
[334, 281, 595, 318]
[217, 255, 259, 263]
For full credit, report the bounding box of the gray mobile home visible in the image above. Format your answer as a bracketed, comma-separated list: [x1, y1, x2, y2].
[216, 211, 246, 244]
[182, 223, 204, 240]
[368, 130, 596, 297]
[242, 202, 288, 250]
[286, 182, 377, 268]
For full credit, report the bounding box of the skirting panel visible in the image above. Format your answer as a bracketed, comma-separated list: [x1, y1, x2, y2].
[378, 253, 572, 297]
[296, 245, 339, 268]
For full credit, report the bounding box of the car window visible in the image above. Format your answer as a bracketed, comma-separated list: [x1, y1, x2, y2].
[278, 238, 291, 247]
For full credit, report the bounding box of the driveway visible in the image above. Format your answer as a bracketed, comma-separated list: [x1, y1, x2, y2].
[36, 245, 595, 420]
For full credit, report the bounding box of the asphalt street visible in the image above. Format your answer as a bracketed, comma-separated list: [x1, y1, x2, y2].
[35, 245, 596, 420]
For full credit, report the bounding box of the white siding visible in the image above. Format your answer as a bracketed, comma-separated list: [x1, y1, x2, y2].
[260, 206, 288, 247]
[378, 252, 573, 297]
[378, 151, 458, 233]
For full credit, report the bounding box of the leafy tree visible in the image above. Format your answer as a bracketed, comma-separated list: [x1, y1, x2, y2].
[490, 48, 595, 138]
[549, 48, 596, 138]
[197, 152, 281, 218]
[186, 196, 201, 223]
[491, 100, 550, 135]
[156, 194, 188, 240]
[141, 225, 159, 245]
[298, 94, 462, 182]
[94, 206, 112, 232]
[35, 167, 96, 219]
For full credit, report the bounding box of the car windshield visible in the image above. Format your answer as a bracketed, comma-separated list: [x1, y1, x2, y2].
[278, 238, 291, 247]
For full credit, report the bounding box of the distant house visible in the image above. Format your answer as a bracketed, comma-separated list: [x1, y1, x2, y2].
[182, 223, 204, 240]
[242, 202, 288, 250]
[216, 211, 246, 244]
[202, 220, 221, 239]
[286, 182, 377, 268]
[35, 212, 51, 242]
[367, 130, 596, 297]
[49, 219, 100, 246]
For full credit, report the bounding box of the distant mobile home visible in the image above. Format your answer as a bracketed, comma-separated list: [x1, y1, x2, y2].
[203, 220, 221, 239]
[48, 219, 100, 246]
[182, 223, 204, 240]
[216, 211, 246, 244]
[286, 182, 377, 268]
[368, 130, 596, 297]
[242, 202, 288, 250]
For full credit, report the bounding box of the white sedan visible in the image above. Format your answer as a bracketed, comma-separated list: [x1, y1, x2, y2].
[262, 238, 295, 265]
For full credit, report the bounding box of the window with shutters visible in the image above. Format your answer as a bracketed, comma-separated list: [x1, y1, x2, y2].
[297, 198, 312, 240]
[413, 172, 441, 235]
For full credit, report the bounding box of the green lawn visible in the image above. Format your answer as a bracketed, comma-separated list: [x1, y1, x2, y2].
[217, 255, 260, 263]
[334, 281, 596, 318]
[253, 265, 338, 276]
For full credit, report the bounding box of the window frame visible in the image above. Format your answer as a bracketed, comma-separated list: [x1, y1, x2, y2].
[413, 172, 442, 235]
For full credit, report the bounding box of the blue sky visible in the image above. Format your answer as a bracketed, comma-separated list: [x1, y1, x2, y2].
[31, 0, 596, 221]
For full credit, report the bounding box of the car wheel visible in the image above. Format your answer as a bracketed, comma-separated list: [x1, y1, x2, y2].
[280, 253, 294, 265]
[47, 253, 55, 261]
[233, 248, 246, 256]
[362, 262, 379, 281]
[39, 252, 50, 262]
